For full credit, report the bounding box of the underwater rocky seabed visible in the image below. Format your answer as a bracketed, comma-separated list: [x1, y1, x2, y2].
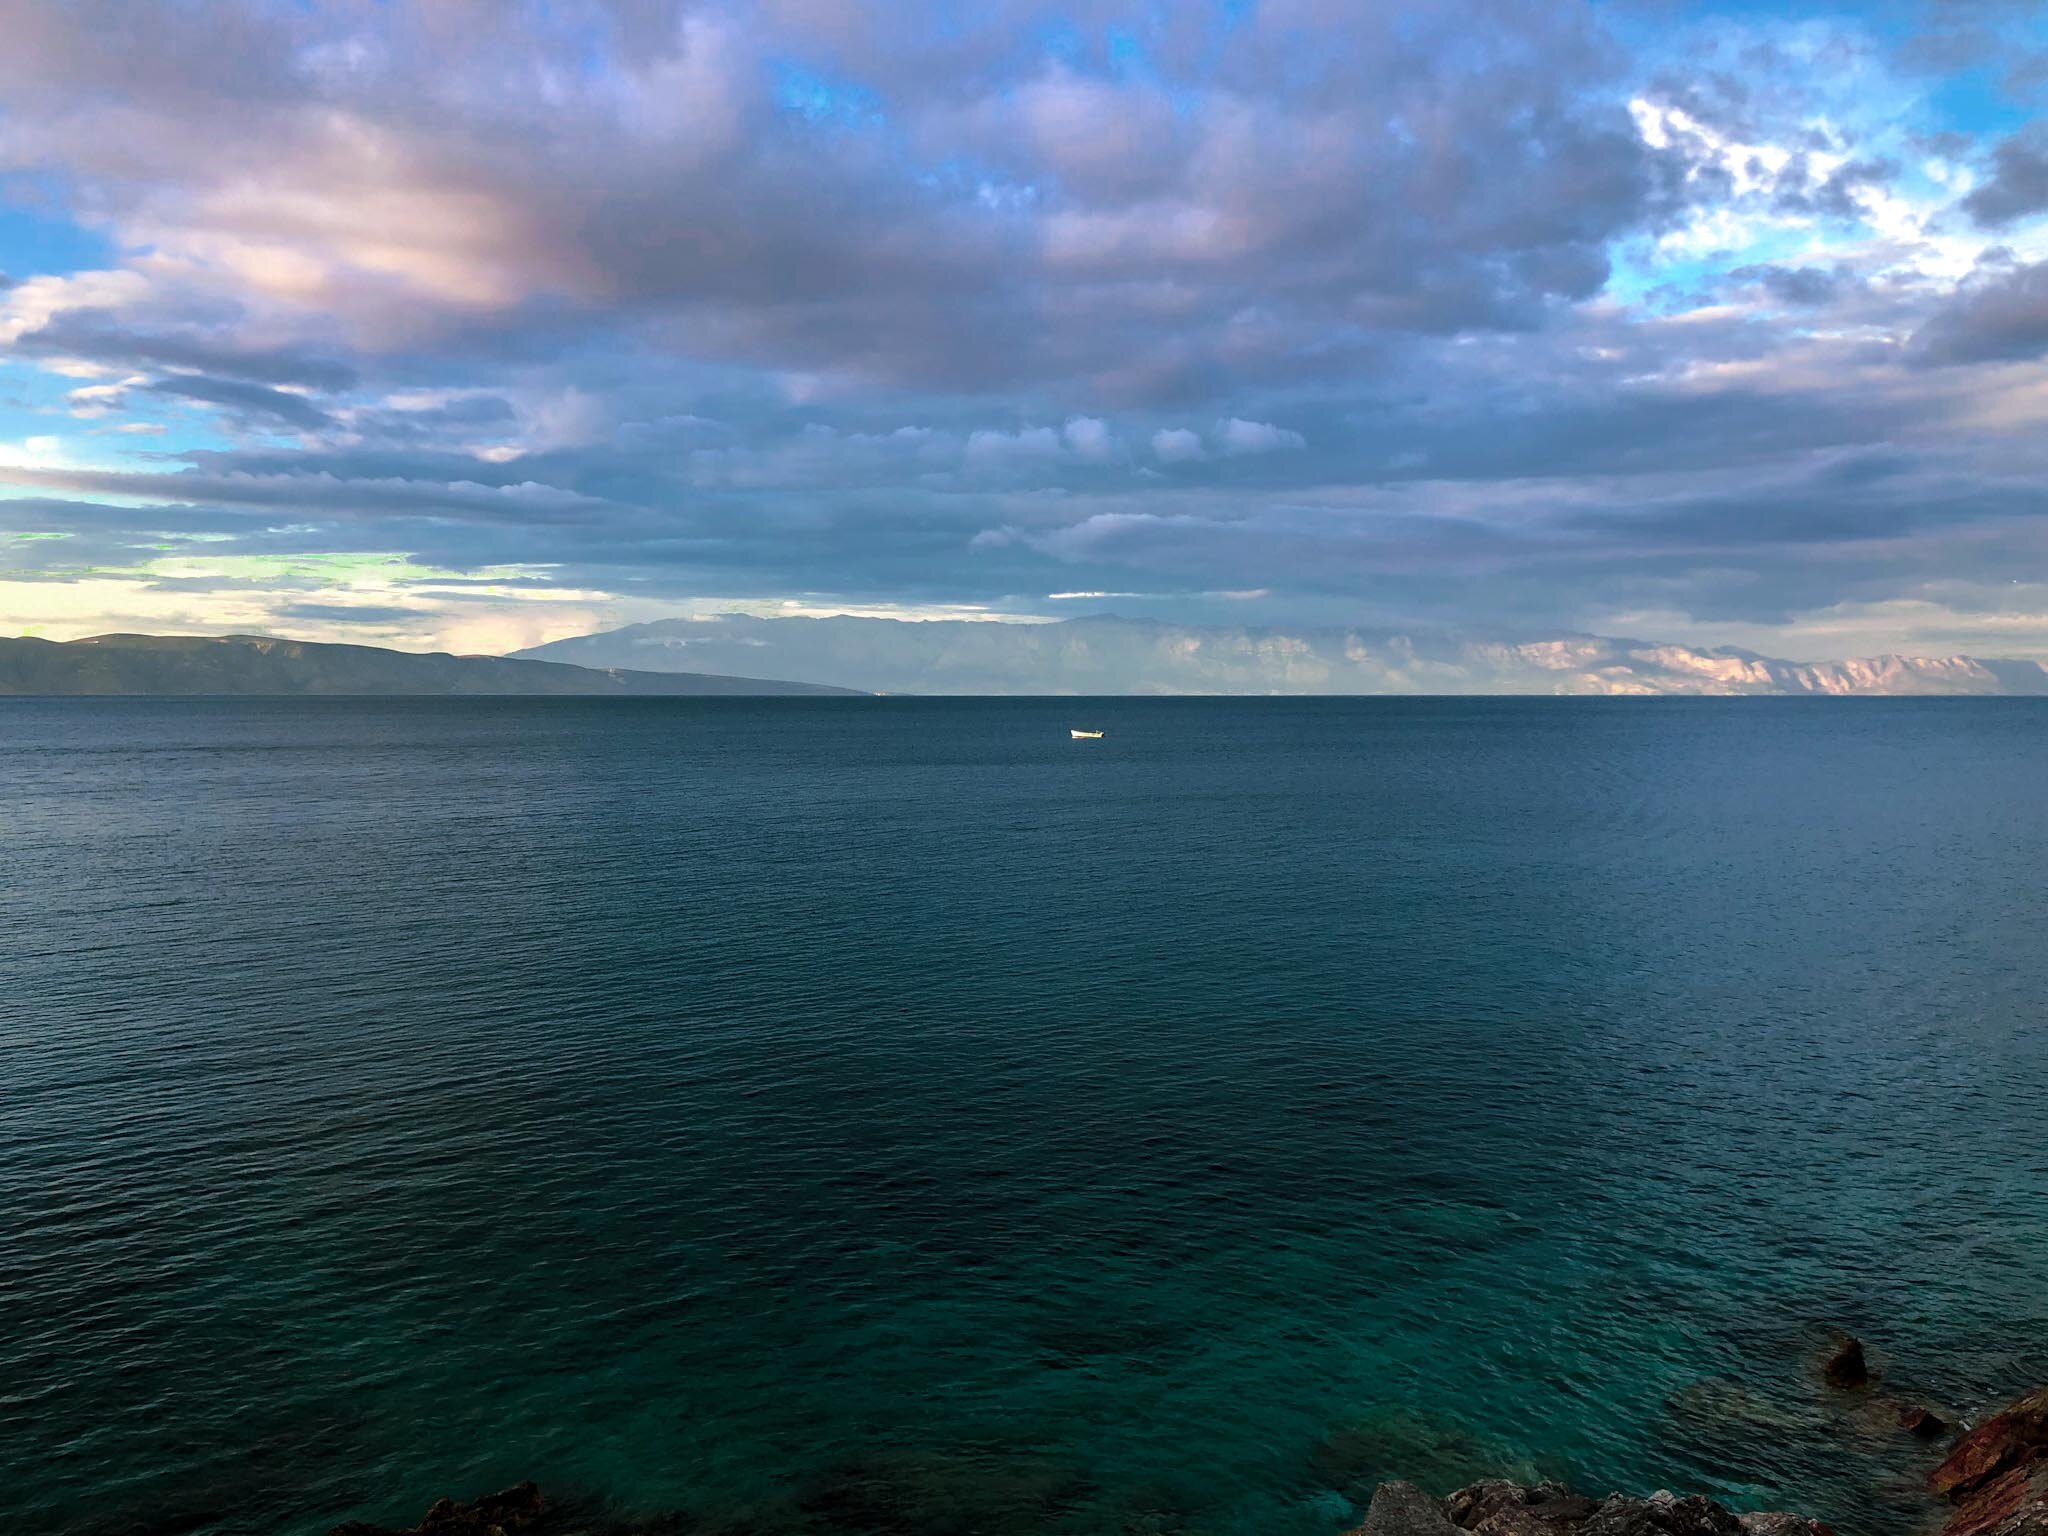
[332, 1359, 2048, 1536]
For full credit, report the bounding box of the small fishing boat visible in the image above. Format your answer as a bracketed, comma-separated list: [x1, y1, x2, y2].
[1070, 728, 1104, 740]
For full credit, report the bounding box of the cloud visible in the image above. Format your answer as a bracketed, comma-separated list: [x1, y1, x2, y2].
[963, 426, 1066, 473]
[0, 0, 1659, 397]
[143, 374, 334, 430]
[1912, 259, 2048, 365]
[0, 463, 617, 522]
[272, 601, 427, 625]
[1061, 416, 1117, 464]
[14, 309, 359, 389]
[1963, 127, 2048, 228]
[2, 0, 2048, 658]
[1731, 264, 1849, 307]
[64, 377, 147, 419]
[0, 269, 152, 346]
[1216, 418, 1306, 456]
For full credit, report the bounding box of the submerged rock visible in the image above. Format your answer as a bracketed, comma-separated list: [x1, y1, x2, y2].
[329, 1481, 544, 1536]
[1314, 1406, 1540, 1500]
[1822, 1337, 1871, 1391]
[1663, 1375, 1832, 1469]
[1898, 1404, 1954, 1440]
[793, 1445, 1096, 1536]
[1349, 1481, 1829, 1536]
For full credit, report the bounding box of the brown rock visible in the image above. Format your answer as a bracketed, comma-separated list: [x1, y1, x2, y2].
[1738, 1515, 1837, 1536]
[1822, 1337, 1870, 1391]
[1939, 1464, 2048, 1536]
[1449, 1481, 1533, 1529]
[1448, 1481, 1598, 1535]
[328, 1481, 544, 1536]
[1473, 1498, 1602, 1536]
[1425, 1481, 1826, 1536]
[1581, 1492, 1745, 1536]
[1899, 1404, 1954, 1440]
[1474, 1513, 1570, 1536]
[1357, 1480, 1462, 1536]
[1526, 1494, 1601, 1525]
[1441, 1482, 1597, 1531]
[1932, 1388, 2048, 1501]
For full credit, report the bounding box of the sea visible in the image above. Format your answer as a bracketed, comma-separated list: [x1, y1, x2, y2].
[3, 697, 2045, 1536]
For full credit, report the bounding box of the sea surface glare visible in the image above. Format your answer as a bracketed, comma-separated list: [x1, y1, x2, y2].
[3, 697, 2045, 1536]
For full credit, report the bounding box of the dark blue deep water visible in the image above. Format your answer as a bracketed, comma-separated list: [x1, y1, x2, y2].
[4, 698, 2046, 1536]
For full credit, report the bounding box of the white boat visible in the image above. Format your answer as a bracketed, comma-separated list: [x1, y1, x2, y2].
[1070, 728, 1104, 740]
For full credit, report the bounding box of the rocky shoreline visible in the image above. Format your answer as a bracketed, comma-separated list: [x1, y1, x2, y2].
[1926, 1386, 2048, 1536]
[329, 1373, 2048, 1536]
[1340, 1391, 2046, 1536]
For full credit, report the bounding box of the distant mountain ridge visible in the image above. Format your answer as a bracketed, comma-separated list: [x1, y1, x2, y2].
[516, 613, 2048, 696]
[0, 633, 862, 696]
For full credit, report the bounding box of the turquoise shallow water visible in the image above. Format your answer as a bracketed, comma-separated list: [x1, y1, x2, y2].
[3, 697, 2046, 1536]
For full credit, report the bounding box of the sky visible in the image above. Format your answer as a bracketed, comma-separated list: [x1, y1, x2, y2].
[3, 0, 2048, 661]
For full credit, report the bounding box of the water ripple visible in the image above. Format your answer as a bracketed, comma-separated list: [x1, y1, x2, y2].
[2, 697, 2045, 1536]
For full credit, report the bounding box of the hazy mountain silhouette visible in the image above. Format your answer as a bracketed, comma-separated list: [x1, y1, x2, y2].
[517, 613, 2048, 696]
[0, 633, 863, 696]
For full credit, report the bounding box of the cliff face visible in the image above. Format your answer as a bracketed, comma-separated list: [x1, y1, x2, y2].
[1433, 640, 2031, 697]
[1776, 655, 2006, 696]
[516, 615, 2048, 696]
[0, 633, 863, 696]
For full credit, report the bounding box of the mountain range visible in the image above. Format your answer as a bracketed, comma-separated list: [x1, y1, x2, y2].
[516, 614, 2048, 696]
[7, 620, 2046, 698]
[0, 633, 860, 696]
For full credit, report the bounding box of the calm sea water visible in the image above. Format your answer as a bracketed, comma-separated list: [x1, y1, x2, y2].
[4, 698, 2046, 1536]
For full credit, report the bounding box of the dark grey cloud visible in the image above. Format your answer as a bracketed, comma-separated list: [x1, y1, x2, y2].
[1963, 127, 2048, 228]
[2, 465, 619, 524]
[1911, 259, 2048, 365]
[1731, 264, 1850, 307]
[273, 602, 423, 624]
[1772, 156, 1895, 220]
[0, 493, 261, 537]
[143, 374, 335, 430]
[1556, 445, 2048, 552]
[341, 395, 519, 447]
[16, 310, 358, 389]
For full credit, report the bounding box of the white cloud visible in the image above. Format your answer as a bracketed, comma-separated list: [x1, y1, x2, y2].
[1216, 418, 1305, 455]
[0, 269, 151, 346]
[963, 425, 1065, 474]
[1061, 415, 1117, 462]
[64, 377, 148, 418]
